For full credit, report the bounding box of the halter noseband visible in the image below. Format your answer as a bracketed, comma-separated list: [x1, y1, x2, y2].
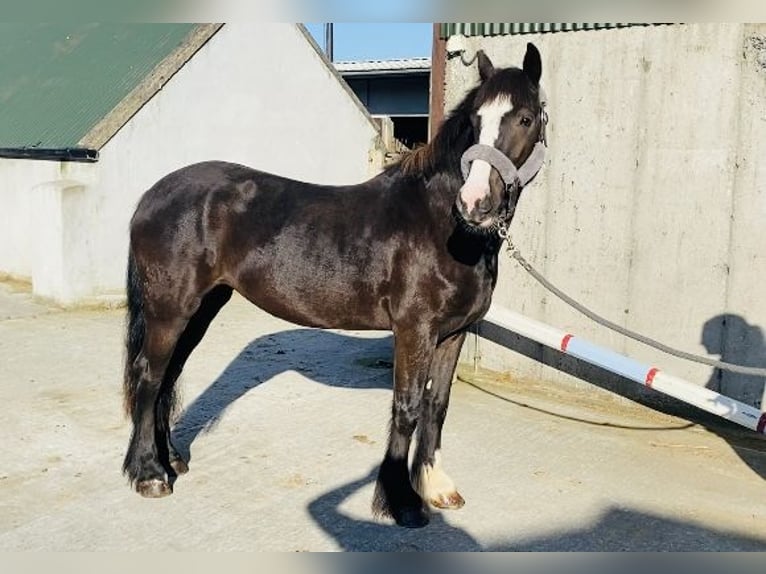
[460, 87, 549, 197]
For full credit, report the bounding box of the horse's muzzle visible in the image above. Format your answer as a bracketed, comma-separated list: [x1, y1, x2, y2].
[455, 193, 498, 229]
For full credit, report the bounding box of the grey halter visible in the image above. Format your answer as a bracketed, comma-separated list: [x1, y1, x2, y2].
[460, 87, 548, 190]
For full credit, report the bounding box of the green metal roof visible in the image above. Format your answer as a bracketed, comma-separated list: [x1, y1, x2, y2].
[0, 24, 197, 149]
[440, 23, 669, 38]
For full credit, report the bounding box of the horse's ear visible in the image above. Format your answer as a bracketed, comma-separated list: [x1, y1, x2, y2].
[523, 42, 542, 85]
[477, 50, 495, 82]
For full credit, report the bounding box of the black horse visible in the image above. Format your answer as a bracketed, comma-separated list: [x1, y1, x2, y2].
[122, 43, 548, 528]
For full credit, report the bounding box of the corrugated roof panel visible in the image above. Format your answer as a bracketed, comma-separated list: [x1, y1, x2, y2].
[334, 57, 431, 74]
[0, 24, 196, 148]
[440, 23, 669, 38]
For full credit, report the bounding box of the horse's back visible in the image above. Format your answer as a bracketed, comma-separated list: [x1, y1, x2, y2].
[130, 160, 327, 257]
[128, 160, 419, 330]
[133, 160, 283, 219]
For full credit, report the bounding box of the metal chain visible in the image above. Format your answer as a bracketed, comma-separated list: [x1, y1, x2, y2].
[501, 231, 766, 377]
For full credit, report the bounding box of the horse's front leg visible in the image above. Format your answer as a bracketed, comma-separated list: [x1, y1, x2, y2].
[411, 330, 467, 510]
[372, 324, 437, 528]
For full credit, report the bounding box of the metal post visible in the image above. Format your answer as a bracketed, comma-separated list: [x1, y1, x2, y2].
[324, 23, 334, 62]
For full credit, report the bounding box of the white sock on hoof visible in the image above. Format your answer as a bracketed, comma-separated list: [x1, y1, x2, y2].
[415, 450, 458, 502]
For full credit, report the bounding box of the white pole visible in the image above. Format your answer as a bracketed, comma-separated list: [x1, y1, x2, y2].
[483, 304, 766, 435]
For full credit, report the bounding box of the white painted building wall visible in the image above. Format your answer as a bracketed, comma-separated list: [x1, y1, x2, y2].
[0, 24, 382, 304]
[447, 23, 766, 408]
[0, 159, 56, 281]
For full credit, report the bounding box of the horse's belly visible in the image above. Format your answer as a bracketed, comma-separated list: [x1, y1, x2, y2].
[231, 272, 392, 331]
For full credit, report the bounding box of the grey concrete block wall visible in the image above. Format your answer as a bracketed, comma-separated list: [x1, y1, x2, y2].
[447, 23, 766, 409]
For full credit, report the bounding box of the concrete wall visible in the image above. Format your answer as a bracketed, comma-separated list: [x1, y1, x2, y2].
[0, 24, 382, 304]
[446, 23, 766, 409]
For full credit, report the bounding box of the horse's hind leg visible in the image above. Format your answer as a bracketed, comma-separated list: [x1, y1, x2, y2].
[124, 315, 189, 497]
[372, 324, 436, 528]
[157, 285, 234, 475]
[411, 330, 466, 510]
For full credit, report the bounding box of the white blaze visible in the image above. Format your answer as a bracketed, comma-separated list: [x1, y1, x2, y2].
[459, 96, 513, 213]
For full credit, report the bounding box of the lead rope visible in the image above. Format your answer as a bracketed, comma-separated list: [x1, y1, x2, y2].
[497, 226, 766, 377]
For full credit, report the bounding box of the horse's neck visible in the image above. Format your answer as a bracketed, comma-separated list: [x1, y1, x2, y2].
[432, 114, 473, 178]
[423, 171, 464, 207]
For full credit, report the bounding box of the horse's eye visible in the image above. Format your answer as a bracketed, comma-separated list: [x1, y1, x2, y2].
[520, 116, 532, 127]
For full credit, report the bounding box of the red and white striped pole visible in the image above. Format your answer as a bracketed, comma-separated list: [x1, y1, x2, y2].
[484, 304, 766, 435]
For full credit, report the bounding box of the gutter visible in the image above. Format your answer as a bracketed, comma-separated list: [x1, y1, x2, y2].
[0, 147, 99, 162]
[336, 68, 431, 78]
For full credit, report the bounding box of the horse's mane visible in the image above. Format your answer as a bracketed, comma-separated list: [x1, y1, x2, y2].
[391, 87, 479, 180]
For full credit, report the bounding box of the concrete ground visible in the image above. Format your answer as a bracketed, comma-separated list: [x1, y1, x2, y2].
[1, 280, 765, 551]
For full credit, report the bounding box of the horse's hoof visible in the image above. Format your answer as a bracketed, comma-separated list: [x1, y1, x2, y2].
[394, 506, 430, 529]
[429, 490, 465, 510]
[136, 479, 172, 498]
[170, 457, 189, 475]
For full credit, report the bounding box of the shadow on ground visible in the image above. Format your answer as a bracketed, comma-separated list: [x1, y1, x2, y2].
[169, 326, 751, 465]
[164, 324, 766, 551]
[307, 467, 766, 552]
[171, 329, 394, 461]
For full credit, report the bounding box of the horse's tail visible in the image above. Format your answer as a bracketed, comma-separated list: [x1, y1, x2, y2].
[123, 248, 145, 419]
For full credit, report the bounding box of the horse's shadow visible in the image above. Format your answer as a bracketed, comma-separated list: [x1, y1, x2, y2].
[170, 328, 394, 462]
[306, 466, 484, 551]
[308, 467, 766, 551]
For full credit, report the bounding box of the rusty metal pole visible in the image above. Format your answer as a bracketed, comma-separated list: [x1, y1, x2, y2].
[428, 23, 446, 141]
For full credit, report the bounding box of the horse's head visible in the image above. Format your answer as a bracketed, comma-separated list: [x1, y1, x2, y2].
[456, 42, 547, 231]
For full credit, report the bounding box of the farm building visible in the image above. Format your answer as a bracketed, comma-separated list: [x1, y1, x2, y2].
[335, 57, 431, 149]
[0, 23, 388, 305]
[436, 23, 766, 410]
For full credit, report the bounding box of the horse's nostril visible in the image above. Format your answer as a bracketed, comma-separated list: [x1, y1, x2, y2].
[477, 196, 492, 215]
